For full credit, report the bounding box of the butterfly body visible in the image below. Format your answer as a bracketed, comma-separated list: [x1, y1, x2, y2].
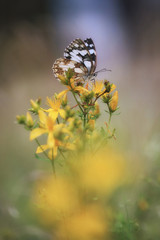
[53, 38, 97, 82]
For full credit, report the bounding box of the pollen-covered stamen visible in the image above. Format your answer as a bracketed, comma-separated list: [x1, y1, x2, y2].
[47, 97, 61, 111]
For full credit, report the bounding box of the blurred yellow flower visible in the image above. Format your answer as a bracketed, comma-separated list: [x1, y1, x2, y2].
[75, 148, 126, 195]
[34, 176, 79, 223]
[109, 91, 118, 112]
[57, 205, 106, 240]
[87, 119, 95, 131]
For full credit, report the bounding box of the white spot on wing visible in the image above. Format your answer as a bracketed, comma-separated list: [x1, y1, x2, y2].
[84, 60, 91, 70]
[72, 49, 79, 55]
[74, 68, 83, 73]
[79, 50, 88, 56]
[89, 49, 96, 54]
[59, 62, 75, 69]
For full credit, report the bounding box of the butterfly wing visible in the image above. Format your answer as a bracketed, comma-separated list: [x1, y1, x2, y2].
[53, 58, 88, 81]
[64, 38, 97, 76]
[84, 38, 97, 74]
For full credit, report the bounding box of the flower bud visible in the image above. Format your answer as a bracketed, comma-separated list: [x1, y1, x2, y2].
[26, 112, 34, 128]
[109, 91, 118, 112]
[30, 99, 40, 113]
[104, 80, 111, 93]
[16, 115, 26, 124]
[58, 74, 68, 85]
[61, 93, 68, 107]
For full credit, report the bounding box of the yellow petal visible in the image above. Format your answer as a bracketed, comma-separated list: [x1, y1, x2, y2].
[76, 86, 89, 93]
[53, 146, 58, 158]
[38, 110, 47, 125]
[36, 144, 49, 153]
[47, 132, 55, 148]
[30, 128, 47, 141]
[59, 109, 66, 119]
[57, 90, 69, 98]
[48, 110, 59, 121]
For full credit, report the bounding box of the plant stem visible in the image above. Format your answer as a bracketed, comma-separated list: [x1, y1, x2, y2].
[57, 118, 60, 124]
[83, 112, 87, 127]
[58, 148, 66, 160]
[108, 111, 112, 125]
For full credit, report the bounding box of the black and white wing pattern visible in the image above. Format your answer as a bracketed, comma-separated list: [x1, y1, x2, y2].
[53, 38, 97, 81]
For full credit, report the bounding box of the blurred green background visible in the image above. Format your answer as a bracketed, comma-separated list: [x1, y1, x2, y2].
[0, 0, 160, 239]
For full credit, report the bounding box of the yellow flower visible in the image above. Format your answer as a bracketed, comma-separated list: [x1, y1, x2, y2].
[30, 111, 64, 156]
[45, 96, 66, 120]
[30, 110, 74, 158]
[30, 110, 56, 140]
[109, 90, 118, 112]
[92, 80, 104, 95]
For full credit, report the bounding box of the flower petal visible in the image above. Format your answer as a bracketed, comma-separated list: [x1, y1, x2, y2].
[49, 110, 59, 121]
[30, 128, 47, 140]
[36, 144, 49, 153]
[59, 109, 66, 119]
[39, 110, 47, 125]
[57, 90, 69, 98]
[47, 132, 55, 148]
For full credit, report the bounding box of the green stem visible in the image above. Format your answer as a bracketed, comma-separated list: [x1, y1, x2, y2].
[56, 117, 60, 124]
[58, 148, 66, 160]
[108, 111, 112, 125]
[83, 112, 87, 127]
[72, 91, 84, 114]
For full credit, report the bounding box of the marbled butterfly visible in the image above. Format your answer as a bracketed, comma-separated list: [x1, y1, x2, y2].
[53, 38, 107, 82]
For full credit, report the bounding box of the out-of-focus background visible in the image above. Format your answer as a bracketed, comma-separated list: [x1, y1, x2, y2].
[0, 0, 160, 239]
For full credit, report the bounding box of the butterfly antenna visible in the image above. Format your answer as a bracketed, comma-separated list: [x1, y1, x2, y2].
[95, 68, 112, 75]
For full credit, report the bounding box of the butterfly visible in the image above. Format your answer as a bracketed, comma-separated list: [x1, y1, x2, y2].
[53, 38, 107, 82]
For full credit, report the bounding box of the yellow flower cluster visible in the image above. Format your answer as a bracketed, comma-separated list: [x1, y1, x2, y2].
[17, 69, 119, 161]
